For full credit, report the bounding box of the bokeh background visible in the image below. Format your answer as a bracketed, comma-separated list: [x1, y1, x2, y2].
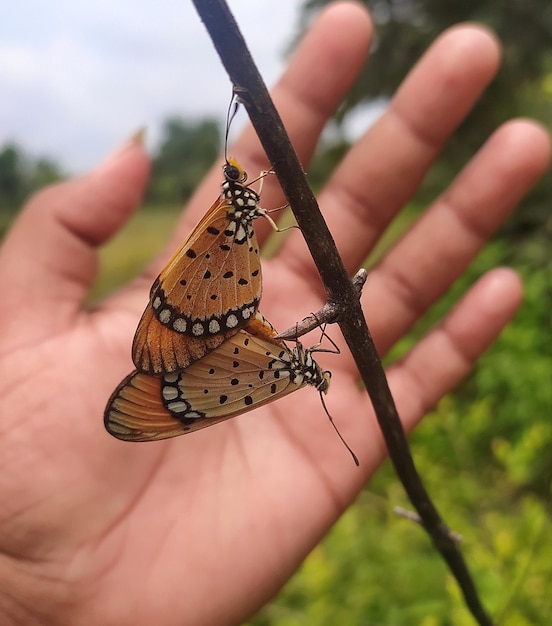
[1, 2, 551, 624]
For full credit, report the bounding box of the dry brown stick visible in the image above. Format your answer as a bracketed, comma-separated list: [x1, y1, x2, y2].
[191, 2, 493, 625]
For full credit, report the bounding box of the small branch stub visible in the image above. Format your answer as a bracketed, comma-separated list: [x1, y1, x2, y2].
[276, 269, 368, 340]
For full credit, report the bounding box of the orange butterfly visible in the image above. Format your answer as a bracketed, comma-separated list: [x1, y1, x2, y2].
[133, 158, 276, 375]
[105, 312, 332, 442]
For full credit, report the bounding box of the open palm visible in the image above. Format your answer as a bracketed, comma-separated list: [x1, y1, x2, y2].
[0, 4, 548, 625]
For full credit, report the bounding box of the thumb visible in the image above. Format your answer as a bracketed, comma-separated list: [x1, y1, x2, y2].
[0, 132, 150, 347]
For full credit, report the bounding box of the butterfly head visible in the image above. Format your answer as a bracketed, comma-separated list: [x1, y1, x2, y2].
[220, 158, 265, 232]
[224, 157, 247, 184]
[290, 343, 331, 394]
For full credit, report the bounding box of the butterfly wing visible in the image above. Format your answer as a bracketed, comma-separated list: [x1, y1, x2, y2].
[132, 306, 238, 375]
[105, 325, 305, 442]
[104, 371, 189, 441]
[132, 194, 263, 374]
[132, 306, 278, 376]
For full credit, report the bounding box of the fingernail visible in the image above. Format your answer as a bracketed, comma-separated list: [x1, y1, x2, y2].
[97, 127, 147, 170]
[129, 127, 146, 146]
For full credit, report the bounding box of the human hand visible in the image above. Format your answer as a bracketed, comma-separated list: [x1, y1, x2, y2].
[0, 3, 548, 625]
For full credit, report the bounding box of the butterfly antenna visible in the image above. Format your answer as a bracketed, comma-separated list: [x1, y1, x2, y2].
[319, 392, 359, 466]
[224, 95, 240, 164]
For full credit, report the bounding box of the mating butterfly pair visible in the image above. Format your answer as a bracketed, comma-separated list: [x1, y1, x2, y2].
[104, 159, 332, 442]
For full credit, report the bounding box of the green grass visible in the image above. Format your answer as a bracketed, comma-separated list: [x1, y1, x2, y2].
[91, 205, 181, 301]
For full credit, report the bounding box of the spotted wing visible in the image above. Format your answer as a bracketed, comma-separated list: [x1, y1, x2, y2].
[132, 307, 278, 375]
[132, 196, 262, 374]
[105, 371, 187, 441]
[105, 327, 305, 442]
[132, 306, 237, 375]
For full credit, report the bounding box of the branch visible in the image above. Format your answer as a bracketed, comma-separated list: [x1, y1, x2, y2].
[191, 2, 494, 625]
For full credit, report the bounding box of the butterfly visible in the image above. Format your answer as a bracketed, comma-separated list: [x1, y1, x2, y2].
[132, 158, 277, 375]
[105, 311, 332, 442]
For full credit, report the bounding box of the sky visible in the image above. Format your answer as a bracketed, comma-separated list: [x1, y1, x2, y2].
[0, 1, 308, 174]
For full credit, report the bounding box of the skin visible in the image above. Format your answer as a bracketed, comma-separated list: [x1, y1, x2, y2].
[0, 3, 548, 625]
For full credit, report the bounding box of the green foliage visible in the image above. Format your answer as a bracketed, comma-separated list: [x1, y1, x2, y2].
[467, 266, 552, 495]
[0, 145, 23, 209]
[247, 401, 552, 625]
[0, 143, 64, 215]
[147, 116, 220, 205]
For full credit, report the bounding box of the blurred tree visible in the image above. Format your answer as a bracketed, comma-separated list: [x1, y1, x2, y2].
[0, 144, 64, 214]
[0, 144, 25, 211]
[29, 157, 66, 191]
[148, 116, 220, 205]
[296, 0, 552, 234]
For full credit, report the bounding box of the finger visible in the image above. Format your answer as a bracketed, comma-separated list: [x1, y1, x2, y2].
[363, 119, 550, 355]
[146, 2, 373, 276]
[336, 269, 522, 471]
[277, 24, 501, 277]
[387, 268, 522, 434]
[0, 134, 150, 343]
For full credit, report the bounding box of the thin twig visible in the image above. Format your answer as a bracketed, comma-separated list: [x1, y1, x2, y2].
[191, 2, 494, 625]
[394, 507, 463, 543]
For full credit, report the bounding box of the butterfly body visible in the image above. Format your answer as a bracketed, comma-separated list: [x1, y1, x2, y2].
[132, 159, 269, 374]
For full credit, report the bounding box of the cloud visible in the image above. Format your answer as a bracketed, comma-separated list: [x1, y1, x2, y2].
[0, 1, 298, 173]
